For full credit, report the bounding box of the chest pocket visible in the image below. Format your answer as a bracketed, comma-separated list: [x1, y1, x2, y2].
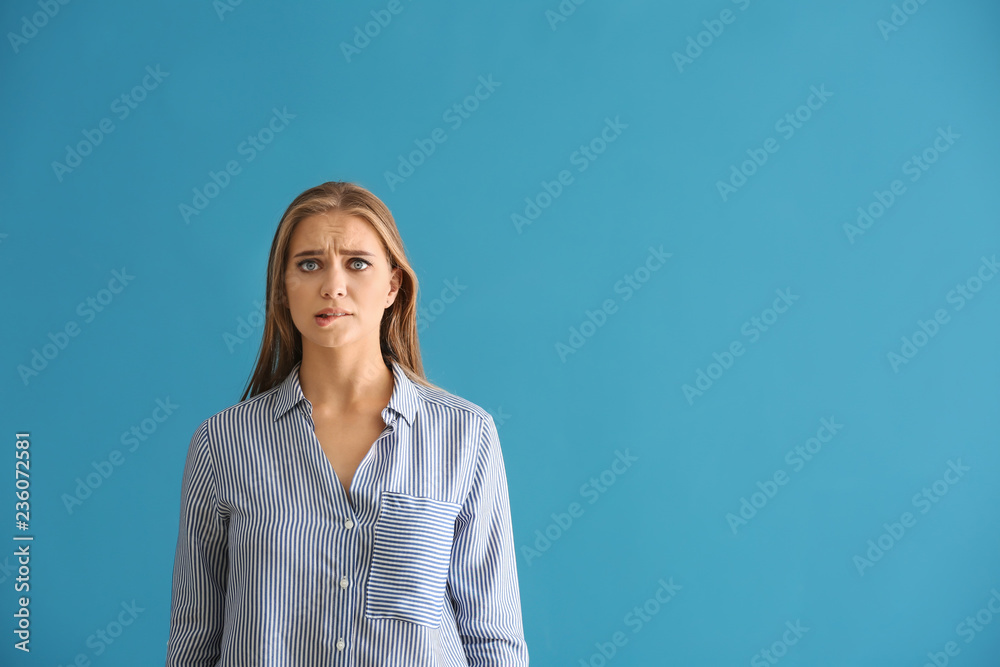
[365, 491, 463, 627]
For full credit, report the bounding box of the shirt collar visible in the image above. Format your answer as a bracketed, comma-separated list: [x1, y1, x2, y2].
[272, 359, 418, 426]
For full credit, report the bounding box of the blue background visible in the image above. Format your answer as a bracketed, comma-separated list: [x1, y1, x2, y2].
[2, 0, 999, 664]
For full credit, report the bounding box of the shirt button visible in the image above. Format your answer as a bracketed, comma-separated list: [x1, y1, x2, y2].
[344, 518, 354, 529]
[336, 637, 345, 651]
[340, 576, 349, 590]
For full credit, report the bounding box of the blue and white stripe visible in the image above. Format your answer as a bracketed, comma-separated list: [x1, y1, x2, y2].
[166, 359, 528, 666]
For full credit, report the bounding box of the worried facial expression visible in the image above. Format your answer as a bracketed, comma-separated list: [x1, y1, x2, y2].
[283, 210, 401, 352]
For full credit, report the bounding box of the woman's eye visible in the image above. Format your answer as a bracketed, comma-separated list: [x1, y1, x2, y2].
[296, 258, 369, 271]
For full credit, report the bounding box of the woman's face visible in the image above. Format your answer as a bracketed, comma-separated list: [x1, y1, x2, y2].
[283, 210, 401, 355]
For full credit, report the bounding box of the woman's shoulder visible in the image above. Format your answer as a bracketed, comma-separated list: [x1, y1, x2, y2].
[192, 384, 284, 436]
[410, 380, 495, 428]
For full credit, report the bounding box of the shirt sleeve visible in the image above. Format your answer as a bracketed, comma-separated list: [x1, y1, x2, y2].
[447, 413, 529, 666]
[165, 420, 229, 666]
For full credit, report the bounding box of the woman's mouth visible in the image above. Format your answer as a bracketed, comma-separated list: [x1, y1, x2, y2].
[315, 313, 351, 326]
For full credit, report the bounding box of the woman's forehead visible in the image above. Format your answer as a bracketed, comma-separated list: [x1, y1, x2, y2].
[291, 212, 378, 248]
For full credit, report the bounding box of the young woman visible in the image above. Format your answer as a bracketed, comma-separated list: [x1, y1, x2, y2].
[165, 182, 528, 666]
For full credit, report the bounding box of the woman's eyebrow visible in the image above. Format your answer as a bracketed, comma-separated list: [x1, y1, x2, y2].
[291, 248, 376, 258]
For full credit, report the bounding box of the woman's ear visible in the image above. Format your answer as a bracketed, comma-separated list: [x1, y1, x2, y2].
[386, 267, 402, 307]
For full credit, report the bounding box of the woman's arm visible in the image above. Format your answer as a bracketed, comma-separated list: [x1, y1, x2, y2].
[165, 421, 229, 666]
[448, 413, 530, 666]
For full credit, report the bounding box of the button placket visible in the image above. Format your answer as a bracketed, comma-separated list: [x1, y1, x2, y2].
[335, 502, 358, 660]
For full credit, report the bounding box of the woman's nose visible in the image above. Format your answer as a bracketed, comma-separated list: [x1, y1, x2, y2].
[320, 263, 346, 296]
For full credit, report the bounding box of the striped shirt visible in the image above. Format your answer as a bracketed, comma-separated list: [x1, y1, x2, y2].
[166, 359, 528, 666]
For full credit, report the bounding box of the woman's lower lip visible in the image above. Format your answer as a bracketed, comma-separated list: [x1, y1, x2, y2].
[315, 315, 350, 326]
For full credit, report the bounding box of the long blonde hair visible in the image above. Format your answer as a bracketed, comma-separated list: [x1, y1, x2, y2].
[240, 181, 444, 400]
